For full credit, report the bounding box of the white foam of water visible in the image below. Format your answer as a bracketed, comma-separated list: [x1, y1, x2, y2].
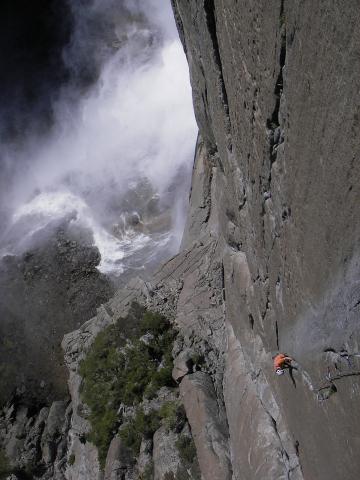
[11, 190, 154, 275]
[1, 6, 197, 276]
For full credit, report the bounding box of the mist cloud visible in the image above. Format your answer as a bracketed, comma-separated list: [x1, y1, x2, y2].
[0, 0, 197, 275]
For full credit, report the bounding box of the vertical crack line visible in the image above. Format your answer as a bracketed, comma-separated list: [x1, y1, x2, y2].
[203, 0, 231, 138]
[294, 440, 300, 457]
[271, 9, 287, 131]
[221, 262, 226, 303]
[259, 398, 299, 479]
[202, 166, 213, 224]
[266, 0, 287, 188]
[275, 320, 280, 350]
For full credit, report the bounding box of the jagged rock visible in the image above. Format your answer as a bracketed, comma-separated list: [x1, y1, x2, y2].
[57, 211, 229, 480]
[137, 439, 152, 478]
[153, 426, 181, 480]
[142, 388, 179, 416]
[41, 401, 68, 464]
[180, 372, 231, 480]
[5, 406, 31, 464]
[172, 349, 194, 381]
[0, 400, 70, 479]
[180, 137, 214, 248]
[104, 436, 134, 480]
[0, 221, 113, 407]
[64, 440, 101, 480]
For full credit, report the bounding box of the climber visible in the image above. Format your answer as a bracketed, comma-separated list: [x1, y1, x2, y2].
[273, 353, 293, 376]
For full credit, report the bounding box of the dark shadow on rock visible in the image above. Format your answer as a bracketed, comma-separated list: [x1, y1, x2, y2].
[288, 365, 298, 388]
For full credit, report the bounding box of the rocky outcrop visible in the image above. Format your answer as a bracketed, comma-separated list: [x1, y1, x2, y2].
[62, 303, 115, 480]
[59, 257, 202, 480]
[180, 373, 231, 480]
[0, 220, 112, 478]
[152, 426, 180, 480]
[104, 436, 134, 480]
[0, 220, 112, 407]
[0, 400, 71, 479]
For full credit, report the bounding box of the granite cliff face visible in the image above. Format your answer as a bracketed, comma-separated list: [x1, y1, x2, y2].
[1, 1, 360, 479]
[170, 1, 360, 478]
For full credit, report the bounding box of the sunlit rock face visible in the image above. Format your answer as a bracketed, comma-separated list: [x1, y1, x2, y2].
[170, 1, 360, 478]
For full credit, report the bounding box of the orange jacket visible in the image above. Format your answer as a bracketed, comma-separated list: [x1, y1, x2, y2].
[274, 353, 292, 370]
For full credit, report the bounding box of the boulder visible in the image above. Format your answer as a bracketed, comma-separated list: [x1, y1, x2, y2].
[104, 436, 134, 480]
[180, 373, 231, 480]
[153, 426, 181, 480]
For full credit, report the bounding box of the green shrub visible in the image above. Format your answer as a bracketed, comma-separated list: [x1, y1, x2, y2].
[175, 435, 196, 464]
[140, 310, 170, 336]
[79, 303, 176, 468]
[120, 409, 161, 454]
[159, 402, 186, 432]
[68, 454, 75, 466]
[120, 401, 186, 456]
[86, 409, 118, 466]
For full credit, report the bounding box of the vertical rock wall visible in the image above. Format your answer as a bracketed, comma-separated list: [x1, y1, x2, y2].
[171, 1, 360, 478]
